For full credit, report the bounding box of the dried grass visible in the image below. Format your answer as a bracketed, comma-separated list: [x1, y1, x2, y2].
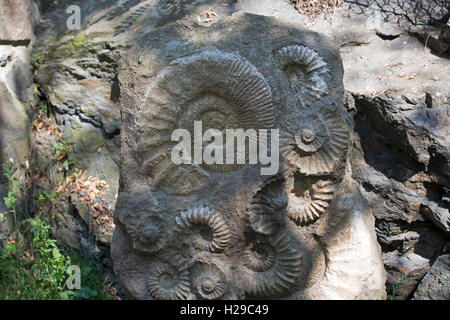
[291, 0, 344, 19]
[56, 171, 114, 229]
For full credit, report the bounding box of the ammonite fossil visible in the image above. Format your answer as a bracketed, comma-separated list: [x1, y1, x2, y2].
[286, 175, 335, 225]
[127, 215, 167, 254]
[136, 48, 274, 194]
[247, 180, 287, 235]
[147, 254, 191, 300]
[191, 262, 227, 300]
[280, 97, 350, 175]
[174, 207, 231, 252]
[242, 239, 276, 272]
[275, 45, 329, 109]
[240, 231, 304, 297]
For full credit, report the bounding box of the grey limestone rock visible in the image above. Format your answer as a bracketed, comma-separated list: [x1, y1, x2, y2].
[111, 13, 386, 300]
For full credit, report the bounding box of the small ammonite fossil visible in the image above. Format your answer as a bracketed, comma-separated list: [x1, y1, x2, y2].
[147, 254, 191, 300]
[294, 120, 327, 154]
[280, 97, 350, 175]
[174, 207, 232, 252]
[242, 238, 276, 272]
[127, 215, 167, 254]
[240, 231, 304, 297]
[287, 175, 335, 225]
[191, 262, 227, 300]
[275, 44, 330, 109]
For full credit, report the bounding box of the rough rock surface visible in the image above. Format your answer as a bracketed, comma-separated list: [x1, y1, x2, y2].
[413, 254, 450, 300]
[112, 12, 386, 300]
[0, 0, 37, 45]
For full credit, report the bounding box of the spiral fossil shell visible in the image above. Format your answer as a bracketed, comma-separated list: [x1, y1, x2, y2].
[174, 207, 231, 252]
[247, 180, 287, 235]
[241, 231, 303, 297]
[136, 48, 274, 194]
[275, 45, 329, 109]
[280, 97, 350, 175]
[286, 175, 335, 225]
[147, 254, 191, 300]
[127, 215, 167, 254]
[191, 262, 227, 300]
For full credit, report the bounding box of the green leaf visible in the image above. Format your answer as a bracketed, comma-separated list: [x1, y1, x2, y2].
[53, 248, 61, 259]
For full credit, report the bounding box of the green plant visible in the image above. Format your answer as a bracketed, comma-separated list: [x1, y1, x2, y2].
[386, 282, 399, 300]
[0, 217, 112, 300]
[68, 251, 112, 300]
[58, 33, 89, 56]
[38, 190, 59, 204]
[53, 140, 74, 171]
[39, 101, 48, 115]
[0, 218, 74, 299]
[31, 53, 43, 69]
[1, 162, 18, 224]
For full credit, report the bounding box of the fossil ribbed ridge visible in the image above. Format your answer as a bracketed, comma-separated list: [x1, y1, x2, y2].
[127, 215, 167, 254]
[287, 177, 335, 225]
[241, 231, 304, 297]
[191, 262, 227, 300]
[147, 254, 191, 300]
[247, 180, 287, 235]
[276, 45, 329, 109]
[280, 97, 350, 175]
[136, 49, 274, 194]
[174, 207, 231, 252]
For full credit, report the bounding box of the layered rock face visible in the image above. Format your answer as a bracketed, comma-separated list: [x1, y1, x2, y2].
[112, 13, 386, 300]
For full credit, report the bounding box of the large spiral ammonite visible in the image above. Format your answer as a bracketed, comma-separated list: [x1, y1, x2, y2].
[280, 97, 350, 175]
[136, 48, 274, 194]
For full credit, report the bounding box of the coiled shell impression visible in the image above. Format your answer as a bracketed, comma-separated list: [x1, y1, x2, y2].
[174, 207, 232, 252]
[191, 262, 228, 300]
[247, 180, 287, 235]
[127, 215, 167, 254]
[240, 231, 304, 297]
[286, 175, 335, 225]
[275, 45, 329, 109]
[136, 48, 274, 194]
[147, 254, 191, 300]
[280, 97, 350, 175]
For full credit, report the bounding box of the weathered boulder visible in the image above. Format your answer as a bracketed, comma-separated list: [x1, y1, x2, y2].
[383, 251, 430, 299]
[111, 12, 386, 300]
[413, 254, 450, 300]
[0, 0, 37, 45]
